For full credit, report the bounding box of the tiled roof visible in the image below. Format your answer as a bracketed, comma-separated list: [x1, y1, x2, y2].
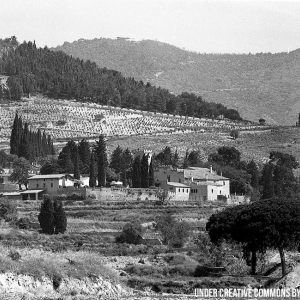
[167, 182, 190, 188]
[20, 189, 45, 194]
[179, 167, 229, 181]
[28, 174, 72, 180]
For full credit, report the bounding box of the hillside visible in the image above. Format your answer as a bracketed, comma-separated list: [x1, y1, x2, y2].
[54, 38, 300, 125]
[0, 39, 241, 122]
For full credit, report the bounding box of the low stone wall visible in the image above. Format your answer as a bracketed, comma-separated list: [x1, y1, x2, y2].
[86, 187, 160, 201]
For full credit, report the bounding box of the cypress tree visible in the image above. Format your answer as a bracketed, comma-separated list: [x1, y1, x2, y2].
[260, 163, 275, 199]
[110, 145, 124, 174]
[148, 158, 154, 187]
[18, 123, 32, 161]
[53, 198, 67, 234]
[247, 160, 259, 189]
[74, 148, 80, 180]
[38, 195, 54, 234]
[141, 154, 149, 188]
[95, 135, 108, 187]
[89, 153, 96, 187]
[172, 149, 179, 168]
[122, 148, 133, 185]
[78, 139, 91, 174]
[10, 113, 22, 155]
[64, 148, 74, 174]
[132, 155, 141, 188]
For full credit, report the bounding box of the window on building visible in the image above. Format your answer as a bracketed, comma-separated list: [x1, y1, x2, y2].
[44, 179, 45, 181]
[223, 181, 225, 185]
[36, 183, 39, 188]
[187, 189, 188, 193]
[0, 177, 3, 184]
[167, 175, 170, 182]
[212, 189, 213, 193]
[43, 183, 46, 188]
[220, 190, 222, 194]
[179, 179, 181, 183]
[179, 188, 180, 192]
[51, 183, 53, 188]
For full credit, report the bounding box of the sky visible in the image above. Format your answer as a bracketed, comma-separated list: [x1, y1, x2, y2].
[1, 0, 300, 54]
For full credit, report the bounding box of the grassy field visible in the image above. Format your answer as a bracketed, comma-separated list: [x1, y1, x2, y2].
[106, 126, 300, 166]
[0, 199, 287, 299]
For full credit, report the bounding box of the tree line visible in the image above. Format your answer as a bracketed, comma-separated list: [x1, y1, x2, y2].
[0, 38, 241, 121]
[41, 136, 155, 188]
[10, 114, 55, 162]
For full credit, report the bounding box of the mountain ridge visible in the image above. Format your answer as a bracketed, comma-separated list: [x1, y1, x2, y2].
[54, 38, 300, 125]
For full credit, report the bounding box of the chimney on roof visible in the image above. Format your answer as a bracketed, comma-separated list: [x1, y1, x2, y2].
[210, 165, 213, 173]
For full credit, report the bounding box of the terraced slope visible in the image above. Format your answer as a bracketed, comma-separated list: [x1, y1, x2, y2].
[0, 95, 262, 149]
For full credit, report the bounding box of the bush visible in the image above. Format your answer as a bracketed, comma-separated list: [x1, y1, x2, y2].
[0, 198, 17, 222]
[156, 212, 191, 248]
[116, 221, 143, 245]
[230, 129, 239, 140]
[8, 250, 21, 261]
[16, 217, 31, 229]
[67, 193, 85, 200]
[194, 265, 211, 277]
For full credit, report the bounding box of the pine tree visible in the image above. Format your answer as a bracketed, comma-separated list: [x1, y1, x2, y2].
[89, 153, 96, 187]
[132, 155, 141, 188]
[53, 198, 67, 234]
[38, 195, 54, 234]
[141, 154, 149, 188]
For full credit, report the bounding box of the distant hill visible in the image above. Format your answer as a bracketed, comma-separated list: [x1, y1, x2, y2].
[54, 38, 300, 125]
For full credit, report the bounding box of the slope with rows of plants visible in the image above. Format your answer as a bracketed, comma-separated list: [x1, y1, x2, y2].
[0, 38, 241, 121]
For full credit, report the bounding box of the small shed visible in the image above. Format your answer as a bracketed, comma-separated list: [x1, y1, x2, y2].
[20, 189, 45, 200]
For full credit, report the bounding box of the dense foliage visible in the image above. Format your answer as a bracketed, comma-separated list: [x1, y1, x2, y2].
[156, 211, 190, 248]
[0, 38, 241, 120]
[38, 195, 67, 234]
[116, 221, 143, 245]
[10, 114, 54, 161]
[207, 198, 300, 276]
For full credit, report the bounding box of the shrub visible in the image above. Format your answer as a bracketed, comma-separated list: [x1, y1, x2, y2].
[52, 274, 62, 290]
[194, 265, 211, 277]
[53, 198, 67, 234]
[16, 217, 31, 229]
[0, 198, 17, 222]
[230, 129, 239, 140]
[8, 250, 21, 261]
[38, 196, 67, 234]
[67, 193, 85, 200]
[156, 212, 191, 248]
[38, 195, 55, 234]
[116, 221, 143, 245]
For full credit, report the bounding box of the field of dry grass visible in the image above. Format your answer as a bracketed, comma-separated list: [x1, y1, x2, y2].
[0, 199, 289, 299]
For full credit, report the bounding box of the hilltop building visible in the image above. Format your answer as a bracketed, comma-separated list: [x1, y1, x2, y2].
[154, 166, 230, 202]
